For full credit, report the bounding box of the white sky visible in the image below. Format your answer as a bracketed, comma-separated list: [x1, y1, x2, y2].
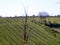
[0, 0, 60, 17]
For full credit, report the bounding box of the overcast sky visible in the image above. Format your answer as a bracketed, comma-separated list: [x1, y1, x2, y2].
[0, 0, 60, 17]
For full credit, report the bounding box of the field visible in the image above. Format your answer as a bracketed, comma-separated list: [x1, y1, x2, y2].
[0, 17, 60, 45]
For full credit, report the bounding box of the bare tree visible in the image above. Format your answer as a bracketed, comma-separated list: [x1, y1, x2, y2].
[38, 12, 49, 18]
[23, 8, 28, 45]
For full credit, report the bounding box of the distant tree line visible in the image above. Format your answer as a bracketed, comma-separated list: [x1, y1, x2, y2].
[0, 11, 60, 18]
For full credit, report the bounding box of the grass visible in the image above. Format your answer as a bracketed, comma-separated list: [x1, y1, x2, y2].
[0, 17, 60, 45]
